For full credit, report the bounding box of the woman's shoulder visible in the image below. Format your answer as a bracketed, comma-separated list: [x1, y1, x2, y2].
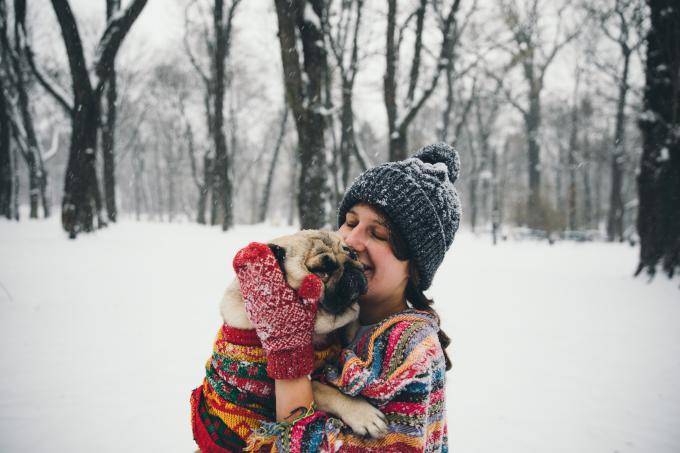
[373, 308, 440, 339]
[359, 309, 443, 363]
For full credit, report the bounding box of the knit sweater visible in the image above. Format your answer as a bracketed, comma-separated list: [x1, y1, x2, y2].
[249, 309, 449, 453]
[190, 324, 340, 453]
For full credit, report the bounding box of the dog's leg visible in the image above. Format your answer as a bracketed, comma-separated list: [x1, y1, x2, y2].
[312, 381, 388, 438]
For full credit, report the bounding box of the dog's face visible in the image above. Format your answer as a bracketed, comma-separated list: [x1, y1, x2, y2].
[267, 230, 368, 317]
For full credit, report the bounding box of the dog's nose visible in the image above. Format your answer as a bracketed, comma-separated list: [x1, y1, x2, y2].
[320, 263, 368, 315]
[344, 245, 359, 261]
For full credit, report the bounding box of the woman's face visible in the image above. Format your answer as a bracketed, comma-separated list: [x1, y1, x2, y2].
[337, 203, 409, 307]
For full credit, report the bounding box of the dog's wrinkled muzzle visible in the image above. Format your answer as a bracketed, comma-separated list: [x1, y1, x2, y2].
[321, 262, 368, 315]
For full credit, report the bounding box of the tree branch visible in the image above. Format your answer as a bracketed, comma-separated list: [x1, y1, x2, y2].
[405, 0, 426, 106]
[16, 12, 73, 113]
[485, 67, 528, 118]
[93, 0, 148, 91]
[399, 0, 462, 129]
[274, 0, 305, 123]
[183, 0, 210, 89]
[50, 0, 92, 101]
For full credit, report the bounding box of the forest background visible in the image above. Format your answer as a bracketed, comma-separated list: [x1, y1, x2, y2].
[1, 0, 677, 278]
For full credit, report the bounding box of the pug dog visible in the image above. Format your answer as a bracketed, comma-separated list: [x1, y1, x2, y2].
[219, 230, 388, 437]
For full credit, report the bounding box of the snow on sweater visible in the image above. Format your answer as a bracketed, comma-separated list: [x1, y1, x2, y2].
[248, 309, 449, 453]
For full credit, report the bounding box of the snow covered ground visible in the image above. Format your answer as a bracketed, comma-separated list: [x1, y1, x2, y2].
[1, 215, 678, 453]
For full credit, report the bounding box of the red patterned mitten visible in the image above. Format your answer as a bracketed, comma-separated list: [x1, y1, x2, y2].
[233, 242, 323, 379]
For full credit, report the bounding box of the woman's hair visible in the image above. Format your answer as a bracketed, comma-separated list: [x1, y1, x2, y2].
[375, 205, 453, 371]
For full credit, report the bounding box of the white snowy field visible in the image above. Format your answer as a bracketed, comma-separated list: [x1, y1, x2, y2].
[1, 215, 679, 453]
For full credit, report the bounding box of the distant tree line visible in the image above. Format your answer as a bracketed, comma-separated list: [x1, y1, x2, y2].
[0, 0, 677, 277]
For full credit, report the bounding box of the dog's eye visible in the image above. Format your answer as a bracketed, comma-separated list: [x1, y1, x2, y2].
[311, 255, 338, 277]
[343, 246, 358, 260]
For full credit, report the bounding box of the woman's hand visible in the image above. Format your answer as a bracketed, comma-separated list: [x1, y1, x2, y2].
[233, 242, 323, 379]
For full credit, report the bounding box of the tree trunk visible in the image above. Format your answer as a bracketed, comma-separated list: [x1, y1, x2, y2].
[568, 100, 578, 231]
[635, 0, 680, 278]
[607, 52, 631, 241]
[102, 66, 117, 223]
[212, 0, 233, 231]
[581, 116, 593, 229]
[62, 96, 102, 237]
[102, 0, 121, 223]
[525, 94, 542, 228]
[339, 82, 355, 189]
[132, 144, 142, 221]
[595, 145, 606, 226]
[465, 127, 478, 232]
[1, 0, 50, 219]
[440, 54, 455, 143]
[286, 144, 297, 226]
[11, 45, 49, 219]
[259, 106, 288, 223]
[332, 0, 363, 189]
[384, 0, 398, 160]
[0, 60, 12, 219]
[274, 0, 328, 229]
[491, 146, 500, 245]
[197, 155, 212, 225]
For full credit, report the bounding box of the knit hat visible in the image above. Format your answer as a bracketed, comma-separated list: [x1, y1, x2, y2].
[337, 143, 462, 290]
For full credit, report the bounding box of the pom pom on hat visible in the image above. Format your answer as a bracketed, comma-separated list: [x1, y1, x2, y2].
[414, 142, 461, 184]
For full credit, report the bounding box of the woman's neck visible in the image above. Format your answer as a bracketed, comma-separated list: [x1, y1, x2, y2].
[359, 296, 408, 325]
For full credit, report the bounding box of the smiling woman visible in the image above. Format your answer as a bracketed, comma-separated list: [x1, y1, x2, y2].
[338, 204, 411, 325]
[236, 142, 462, 452]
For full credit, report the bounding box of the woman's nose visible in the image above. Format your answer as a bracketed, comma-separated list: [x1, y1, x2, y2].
[343, 227, 366, 252]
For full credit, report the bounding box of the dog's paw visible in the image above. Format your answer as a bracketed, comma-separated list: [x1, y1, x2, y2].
[341, 399, 388, 438]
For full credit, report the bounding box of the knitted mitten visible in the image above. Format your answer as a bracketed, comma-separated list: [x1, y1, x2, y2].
[233, 242, 323, 380]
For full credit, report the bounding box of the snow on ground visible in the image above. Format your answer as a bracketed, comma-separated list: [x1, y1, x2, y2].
[1, 215, 678, 453]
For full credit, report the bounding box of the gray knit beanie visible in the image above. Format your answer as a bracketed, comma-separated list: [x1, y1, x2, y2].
[337, 143, 462, 290]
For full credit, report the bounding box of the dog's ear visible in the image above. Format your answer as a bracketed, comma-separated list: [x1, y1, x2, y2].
[267, 243, 287, 278]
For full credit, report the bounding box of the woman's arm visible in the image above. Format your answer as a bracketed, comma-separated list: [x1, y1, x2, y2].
[248, 314, 447, 453]
[275, 376, 314, 421]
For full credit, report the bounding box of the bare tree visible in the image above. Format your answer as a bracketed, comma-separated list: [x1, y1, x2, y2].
[495, 0, 579, 229]
[587, 0, 645, 241]
[435, 0, 478, 144]
[274, 0, 330, 229]
[211, 0, 240, 230]
[566, 67, 581, 231]
[184, 0, 240, 229]
[25, 0, 147, 237]
[466, 75, 502, 232]
[0, 0, 50, 219]
[324, 0, 368, 195]
[384, 0, 461, 161]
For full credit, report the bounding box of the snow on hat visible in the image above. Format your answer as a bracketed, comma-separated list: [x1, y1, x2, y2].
[337, 142, 462, 290]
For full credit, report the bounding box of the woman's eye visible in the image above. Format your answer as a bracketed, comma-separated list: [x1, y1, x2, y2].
[372, 230, 386, 240]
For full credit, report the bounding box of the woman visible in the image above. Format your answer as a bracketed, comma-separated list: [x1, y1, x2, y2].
[235, 143, 461, 452]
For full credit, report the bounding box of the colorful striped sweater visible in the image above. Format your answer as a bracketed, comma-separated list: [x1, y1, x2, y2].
[190, 324, 340, 452]
[250, 309, 449, 453]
